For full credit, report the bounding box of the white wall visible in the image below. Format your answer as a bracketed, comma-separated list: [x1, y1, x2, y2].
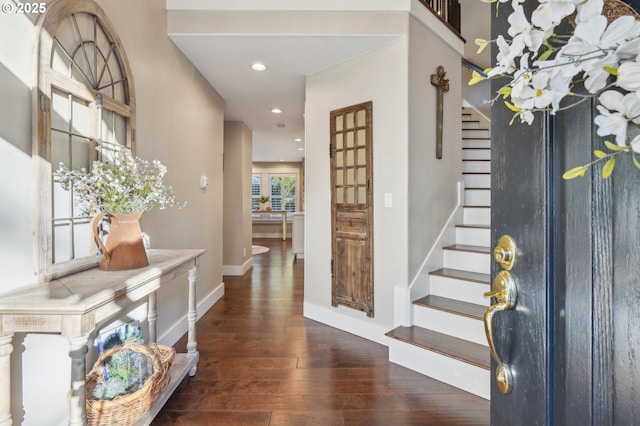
[0, 1, 225, 424]
[223, 122, 253, 275]
[407, 16, 463, 280]
[304, 36, 408, 339]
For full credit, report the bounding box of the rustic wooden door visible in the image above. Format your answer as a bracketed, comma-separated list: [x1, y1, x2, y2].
[489, 1, 640, 423]
[330, 101, 374, 317]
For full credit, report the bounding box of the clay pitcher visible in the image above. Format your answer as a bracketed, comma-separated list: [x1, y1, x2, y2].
[91, 212, 149, 270]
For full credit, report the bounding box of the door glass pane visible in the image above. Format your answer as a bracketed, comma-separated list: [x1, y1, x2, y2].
[52, 89, 70, 131]
[357, 129, 366, 146]
[347, 169, 355, 185]
[336, 152, 343, 167]
[72, 136, 91, 169]
[336, 188, 344, 204]
[358, 186, 367, 204]
[336, 169, 344, 186]
[336, 133, 343, 149]
[346, 149, 354, 167]
[346, 187, 355, 204]
[346, 112, 354, 129]
[357, 148, 366, 166]
[357, 109, 366, 127]
[346, 131, 354, 148]
[336, 115, 343, 131]
[357, 167, 366, 184]
[51, 131, 70, 169]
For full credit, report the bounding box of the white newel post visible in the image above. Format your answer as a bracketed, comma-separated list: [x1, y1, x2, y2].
[0, 333, 14, 426]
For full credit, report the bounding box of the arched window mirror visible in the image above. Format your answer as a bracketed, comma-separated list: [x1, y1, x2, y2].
[34, 0, 135, 281]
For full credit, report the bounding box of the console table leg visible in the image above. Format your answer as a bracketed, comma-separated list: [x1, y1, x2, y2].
[148, 291, 157, 344]
[0, 333, 14, 426]
[187, 266, 199, 376]
[68, 335, 89, 426]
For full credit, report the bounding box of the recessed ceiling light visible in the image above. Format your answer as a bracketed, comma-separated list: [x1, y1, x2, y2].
[294, 138, 302, 142]
[280, 159, 285, 162]
[271, 108, 282, 114]
[251, 63, 267, 71]
[298, 148, 304, 151]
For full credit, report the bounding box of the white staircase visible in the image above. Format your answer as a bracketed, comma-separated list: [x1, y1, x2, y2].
[387, 108, 491, 399]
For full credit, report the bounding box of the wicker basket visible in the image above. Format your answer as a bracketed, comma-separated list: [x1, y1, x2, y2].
[603, 0, 639, 23]
[86, 343, 175, 426]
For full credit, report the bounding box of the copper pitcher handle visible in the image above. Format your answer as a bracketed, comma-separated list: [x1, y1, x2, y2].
[91, 212, 110, 264]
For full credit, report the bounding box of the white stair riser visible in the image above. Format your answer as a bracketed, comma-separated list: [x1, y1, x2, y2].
[456, 226, 490, 246]
[443, 250, 490, 274]
[388, 340, 490, 399]
[413, 306, 488, 346]
[464, 174, 490, 188]
[462, 139, 491, 149]
[465, 189, 491, 206]
[463, 160, 491, 173]
[430, 275, 490, 306]
[463, 149, 491, 160]
[462, 121, 480, 129]
[464, 207, 490, 225]
[462, 129, 490, 138]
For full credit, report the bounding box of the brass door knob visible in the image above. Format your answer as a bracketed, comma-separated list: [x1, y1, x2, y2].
[484, 270, 518, 394]
[494, 235, 517, 271]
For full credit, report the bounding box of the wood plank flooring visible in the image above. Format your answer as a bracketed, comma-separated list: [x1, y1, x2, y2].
[153, 239, 490, 425]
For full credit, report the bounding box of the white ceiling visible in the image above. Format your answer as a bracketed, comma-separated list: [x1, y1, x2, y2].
[166, 5, 408, 162]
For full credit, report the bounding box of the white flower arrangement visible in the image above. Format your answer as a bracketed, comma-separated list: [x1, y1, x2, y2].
[471, 0, 640, 179]
[56, 148, 184, 215]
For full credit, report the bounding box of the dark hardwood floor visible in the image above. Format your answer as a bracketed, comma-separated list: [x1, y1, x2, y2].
[153, 239, 490, 425]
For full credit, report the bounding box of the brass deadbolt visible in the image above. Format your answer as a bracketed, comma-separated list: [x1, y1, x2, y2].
[494, 235, 517, 271]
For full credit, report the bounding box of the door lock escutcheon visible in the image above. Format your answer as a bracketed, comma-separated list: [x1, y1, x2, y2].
[494, 235, 517, 271]
[484, 270, 518, 394]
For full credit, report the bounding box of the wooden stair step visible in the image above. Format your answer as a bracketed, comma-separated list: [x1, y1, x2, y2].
[386, 326, 490, 370]
[414, 295, 486, 320]
[429, 267, 490, 284]
[456, 224, 490, 229]
[443, 244, 490, 254]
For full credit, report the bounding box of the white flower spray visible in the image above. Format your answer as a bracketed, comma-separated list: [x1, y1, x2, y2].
[472, 0, 640, 178]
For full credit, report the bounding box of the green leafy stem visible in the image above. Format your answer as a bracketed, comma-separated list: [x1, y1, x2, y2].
[563, 141, 640, 180]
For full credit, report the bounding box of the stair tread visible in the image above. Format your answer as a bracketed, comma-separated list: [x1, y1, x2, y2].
[386, 326, 490, 370]
[463, 172, 490, 175]
[414, 295, 486, 320]
[429, 267, 490, 284]
[466, 187, 491, 190]
[464, 205, 490, 208]
[456, 224, 490, 229]
[463, 159, 491, 162]
[443, 244, 490, 254]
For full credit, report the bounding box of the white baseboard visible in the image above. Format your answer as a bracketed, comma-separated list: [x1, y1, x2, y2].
[158, 281, 225, 346]
[303, 302, 389, 346]
[222, 257, 253, 276]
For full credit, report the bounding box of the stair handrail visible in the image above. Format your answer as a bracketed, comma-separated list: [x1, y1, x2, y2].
[462, 58, 487, 78]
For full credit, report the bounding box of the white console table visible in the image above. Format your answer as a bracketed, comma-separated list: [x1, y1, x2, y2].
[0, 249, 205, 426]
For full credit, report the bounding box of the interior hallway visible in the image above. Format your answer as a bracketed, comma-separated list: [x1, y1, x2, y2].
[153, 239, 490, 425]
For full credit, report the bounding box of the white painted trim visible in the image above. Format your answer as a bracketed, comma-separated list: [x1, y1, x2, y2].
[462, 100, 491, 124]
[408, 180, 463, 300]
[303, 302, 389, 346]
[222, 257, 253, 276]
[158, 282, 225, 346]
[394, 285, 412, 327]
[388, 338, 490, 399]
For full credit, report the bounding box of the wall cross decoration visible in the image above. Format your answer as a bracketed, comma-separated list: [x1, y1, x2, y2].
[430, 66, 450, 159]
